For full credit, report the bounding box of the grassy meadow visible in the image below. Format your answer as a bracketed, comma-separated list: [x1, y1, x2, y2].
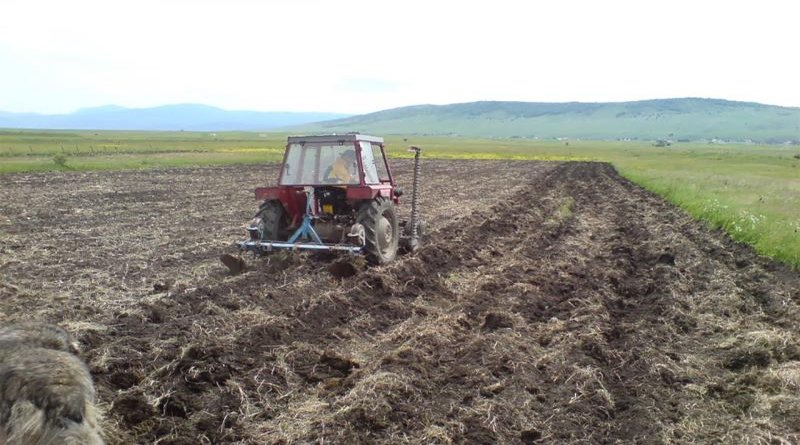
[1, 129, 798, 267]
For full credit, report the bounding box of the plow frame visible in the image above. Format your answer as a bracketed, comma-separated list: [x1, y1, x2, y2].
[237, 186, 364, 254]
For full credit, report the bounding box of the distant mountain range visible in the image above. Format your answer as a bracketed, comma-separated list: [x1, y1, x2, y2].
[297, 98, 800, 143]
[0, 104, 351, 131]
[1, 99, 799, 142]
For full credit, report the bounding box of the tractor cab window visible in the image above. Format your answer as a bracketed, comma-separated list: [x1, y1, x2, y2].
[281, 143, 359, 185]
[281, 143, 313, 184]
[359, 142, 380, 184]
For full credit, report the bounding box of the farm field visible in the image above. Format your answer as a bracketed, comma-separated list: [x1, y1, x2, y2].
[1, 160, 799, 443]
[1, 129, 798, 267]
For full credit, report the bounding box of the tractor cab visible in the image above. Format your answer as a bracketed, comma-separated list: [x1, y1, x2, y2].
[228, 134, 423, 268]
[279, 134, 391, 187]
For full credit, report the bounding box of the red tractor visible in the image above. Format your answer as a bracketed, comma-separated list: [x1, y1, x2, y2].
[224, 134, 422, 271]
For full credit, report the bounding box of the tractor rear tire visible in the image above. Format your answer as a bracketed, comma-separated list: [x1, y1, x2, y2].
[357, 197, 399, 265]
[254, 200, 288, 241]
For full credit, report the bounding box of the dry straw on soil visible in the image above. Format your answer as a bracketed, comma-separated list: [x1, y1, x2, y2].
[1, 161, 799, 444]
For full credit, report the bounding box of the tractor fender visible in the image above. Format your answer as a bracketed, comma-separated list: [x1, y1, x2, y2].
[255, 187, 305, 226]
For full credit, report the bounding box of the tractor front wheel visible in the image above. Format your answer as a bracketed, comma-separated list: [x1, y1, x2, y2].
[357, 197, 399, 265]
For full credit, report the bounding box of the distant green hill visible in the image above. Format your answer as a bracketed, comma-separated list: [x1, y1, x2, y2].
[297, 98, 800, 143]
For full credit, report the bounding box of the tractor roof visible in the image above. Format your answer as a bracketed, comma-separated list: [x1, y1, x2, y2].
[287, 134, 384, 144]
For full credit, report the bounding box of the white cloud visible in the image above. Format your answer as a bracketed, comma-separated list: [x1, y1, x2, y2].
[0, 0, 798, 113]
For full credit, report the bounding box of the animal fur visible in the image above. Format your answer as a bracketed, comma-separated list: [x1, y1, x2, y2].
[0, 323, 103, 444]
[0, 323, 80, 355]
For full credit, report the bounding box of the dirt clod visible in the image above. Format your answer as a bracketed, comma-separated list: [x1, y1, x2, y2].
[112, 392, 154, 426]
[482, 312, 514, 330]
[220, 253, 246, 275]
[520, 429, 543, 443]
[327, 259, 360, 279]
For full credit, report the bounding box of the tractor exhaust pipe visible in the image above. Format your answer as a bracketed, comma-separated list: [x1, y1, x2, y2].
[407, 146, 422, 252]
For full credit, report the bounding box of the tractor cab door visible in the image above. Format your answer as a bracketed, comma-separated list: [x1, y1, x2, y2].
[357, 141, 381, 185]
[362, 142, 393, 185]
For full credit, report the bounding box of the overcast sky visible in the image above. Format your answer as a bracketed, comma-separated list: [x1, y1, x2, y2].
[1, 0, 798, 114]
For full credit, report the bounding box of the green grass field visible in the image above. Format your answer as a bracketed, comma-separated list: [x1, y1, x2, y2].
[1, 129, 798, 268]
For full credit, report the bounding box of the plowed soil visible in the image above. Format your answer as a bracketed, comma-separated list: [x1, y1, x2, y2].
[1, 160, 799, 444]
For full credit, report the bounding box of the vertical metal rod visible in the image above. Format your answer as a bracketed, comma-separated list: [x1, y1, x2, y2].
[408, 146, 422, 251]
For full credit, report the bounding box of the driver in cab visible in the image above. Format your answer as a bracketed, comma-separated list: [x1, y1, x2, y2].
[325, 149, 357, 183]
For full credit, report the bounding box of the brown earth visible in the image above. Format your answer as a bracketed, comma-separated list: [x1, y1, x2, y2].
[1, 160, 799, 444]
